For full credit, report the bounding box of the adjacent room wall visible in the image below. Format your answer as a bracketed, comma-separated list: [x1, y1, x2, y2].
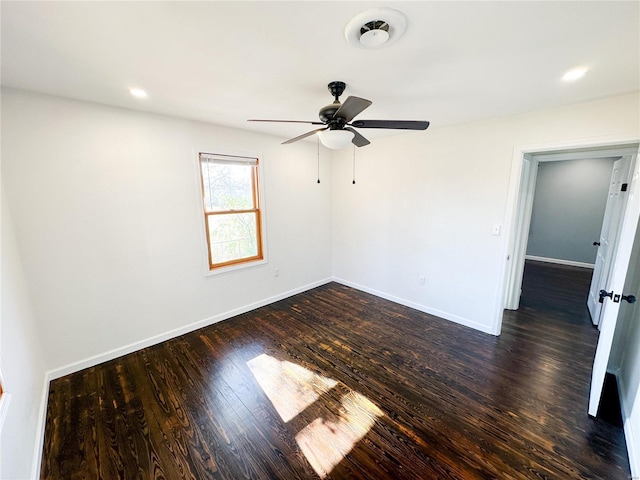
[1, 88, 333, 374]
[331, 93, 639, 334]
[1, 191, 47, 479]
[526, 158, 614, 265]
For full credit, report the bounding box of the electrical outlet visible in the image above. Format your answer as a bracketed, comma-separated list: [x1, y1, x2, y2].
[419, 276, 426, 285]
[274, 268, 280, 277]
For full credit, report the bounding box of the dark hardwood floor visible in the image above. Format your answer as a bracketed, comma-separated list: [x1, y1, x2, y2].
[42, 262, 631, 479]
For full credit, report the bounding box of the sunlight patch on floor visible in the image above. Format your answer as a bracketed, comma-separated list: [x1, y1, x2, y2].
[295, 390, 383, 478]
[247, 353, 338, 422]
[247, 353, 383, 478]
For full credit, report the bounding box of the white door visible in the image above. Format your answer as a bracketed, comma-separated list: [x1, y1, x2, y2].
[504, 156, 538, 310]
[587, 156, 632, 324]
[589, 153, 640, 417]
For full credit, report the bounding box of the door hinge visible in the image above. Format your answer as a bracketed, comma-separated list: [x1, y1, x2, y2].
[621, 183, 628, 192]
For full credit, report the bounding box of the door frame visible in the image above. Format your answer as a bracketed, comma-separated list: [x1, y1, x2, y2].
[493, 135, 640, 335]
[589, 148, 640, 416]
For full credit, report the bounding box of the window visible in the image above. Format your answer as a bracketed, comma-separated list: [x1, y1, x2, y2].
[199, 152, 264, 271]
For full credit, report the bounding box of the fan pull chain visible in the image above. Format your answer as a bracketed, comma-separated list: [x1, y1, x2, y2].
[317, 136, 321, 184]
[352, 145, 356, 184]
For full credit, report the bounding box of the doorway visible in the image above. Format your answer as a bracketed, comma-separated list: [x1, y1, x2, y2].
[502, 142, 639, 317]
[497, 137, 640, 476]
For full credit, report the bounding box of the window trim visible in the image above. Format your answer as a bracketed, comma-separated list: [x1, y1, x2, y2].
[197, 150, 267, 275]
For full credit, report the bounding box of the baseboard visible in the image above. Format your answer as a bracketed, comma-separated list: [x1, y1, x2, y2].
[47, 277, 333, 381]
[31, 373, 50, 479]
[525, 255, 594, 269]
[332, 277, 495, 335]
[613, 370, 639, 479]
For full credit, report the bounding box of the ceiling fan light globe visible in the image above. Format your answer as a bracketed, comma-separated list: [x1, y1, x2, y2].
[319, 129, 355, 149]
[360, 29, 389, 47]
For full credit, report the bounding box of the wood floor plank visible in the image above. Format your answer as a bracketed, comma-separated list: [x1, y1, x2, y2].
[42, 261, 631, 479]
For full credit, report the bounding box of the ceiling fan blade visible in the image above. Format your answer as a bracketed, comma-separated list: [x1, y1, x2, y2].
[248, 119, 324, 125]
[282, 127, 328, 144]
[344, 127, 370, 147]
[350, 120, 430, 130]
[333, 96, 372, 122]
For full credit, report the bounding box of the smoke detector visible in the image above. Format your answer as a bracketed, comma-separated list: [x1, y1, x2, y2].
[345, 8, 407, 49]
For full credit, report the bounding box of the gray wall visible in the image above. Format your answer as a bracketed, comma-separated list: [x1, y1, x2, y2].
[526, 157, 615, 264]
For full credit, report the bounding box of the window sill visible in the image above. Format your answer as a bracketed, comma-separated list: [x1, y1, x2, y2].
[204, 258, 267, 277]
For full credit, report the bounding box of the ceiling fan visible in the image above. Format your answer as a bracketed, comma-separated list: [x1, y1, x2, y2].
[248, 81, 430, 149]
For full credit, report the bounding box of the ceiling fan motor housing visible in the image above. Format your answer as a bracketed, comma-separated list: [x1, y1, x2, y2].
[319, 104, 348, 126]
[319, 81, 348, 125]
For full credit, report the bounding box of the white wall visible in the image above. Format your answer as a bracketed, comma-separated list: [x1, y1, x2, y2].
[619, 307, 640, 478]
[1, 190, 47, 479]
[1, 88, 333, 373]
[331, 93, 640, 334]
[609, 212, 640, 478]
[526, 158, 614, 264]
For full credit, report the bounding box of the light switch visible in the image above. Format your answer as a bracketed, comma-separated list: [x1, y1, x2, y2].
[492, 224, 502, 236]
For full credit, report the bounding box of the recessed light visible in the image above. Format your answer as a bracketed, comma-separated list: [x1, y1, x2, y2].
[562, 67, 588, 82]
[129, 88, 148, 98]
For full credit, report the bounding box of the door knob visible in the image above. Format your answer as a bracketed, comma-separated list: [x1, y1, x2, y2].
[593, 241, 601, 246]
[599, 289, 613, 303]
[622, 294, 636, 304]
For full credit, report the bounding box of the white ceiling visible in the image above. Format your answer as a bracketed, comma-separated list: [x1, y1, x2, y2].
[2, 1, 639, 143]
